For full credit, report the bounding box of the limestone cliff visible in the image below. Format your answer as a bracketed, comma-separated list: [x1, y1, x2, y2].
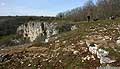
[17, 21, 58, 42]
[17, 21, 77, 42]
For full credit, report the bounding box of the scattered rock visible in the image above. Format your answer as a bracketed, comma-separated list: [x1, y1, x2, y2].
[89, 44, 98, 54]
[73, 50, 79, 55]
[20, 61, 24, 64]
[63, 41, 66, 44]
[28, 64, 31, 67]
[100, 57, 116, 64]
[59, 60, 62, 63]
[97, 49, 116, 64]
[45, 38, 49, 43]
[0, 54, 11, 62]
[55, 40, 60, 43]
[116, 40, 120, 46]
[104, 36, 110, 40]
[71, 25, 77, 30]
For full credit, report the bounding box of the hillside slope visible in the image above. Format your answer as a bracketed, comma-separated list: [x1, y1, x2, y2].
[0, 19, 120, 69]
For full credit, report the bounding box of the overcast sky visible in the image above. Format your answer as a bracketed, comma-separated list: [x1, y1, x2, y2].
[0, 0, 96, 16]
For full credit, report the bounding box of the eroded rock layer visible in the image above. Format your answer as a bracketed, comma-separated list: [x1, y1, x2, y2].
[17, 21, 77, 42]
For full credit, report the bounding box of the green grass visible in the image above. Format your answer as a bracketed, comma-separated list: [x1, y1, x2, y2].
[0, 34, 15, 43]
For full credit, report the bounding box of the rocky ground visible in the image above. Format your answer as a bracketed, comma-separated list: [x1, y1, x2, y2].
[0, 19, 120, 69]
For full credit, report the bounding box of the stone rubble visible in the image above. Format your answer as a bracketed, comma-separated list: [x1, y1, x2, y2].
[71, 25, 77, 30]
[116, 39, 120, 46]
[87, 43, 116, 64]
[73, 50, 79, 55]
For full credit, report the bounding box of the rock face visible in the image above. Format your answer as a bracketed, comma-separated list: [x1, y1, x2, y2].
[17, 21, 58, 42]
[17, 21, 76, 42]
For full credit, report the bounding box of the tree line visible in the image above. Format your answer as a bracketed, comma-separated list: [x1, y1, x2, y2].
[56, 0, 120, 22]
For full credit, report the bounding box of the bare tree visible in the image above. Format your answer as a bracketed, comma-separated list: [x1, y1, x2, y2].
[56, 0, 120, 21]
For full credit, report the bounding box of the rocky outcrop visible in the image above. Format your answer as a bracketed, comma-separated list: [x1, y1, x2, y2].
[17, 21, 59, 42]
[17, 21, 77, 42]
